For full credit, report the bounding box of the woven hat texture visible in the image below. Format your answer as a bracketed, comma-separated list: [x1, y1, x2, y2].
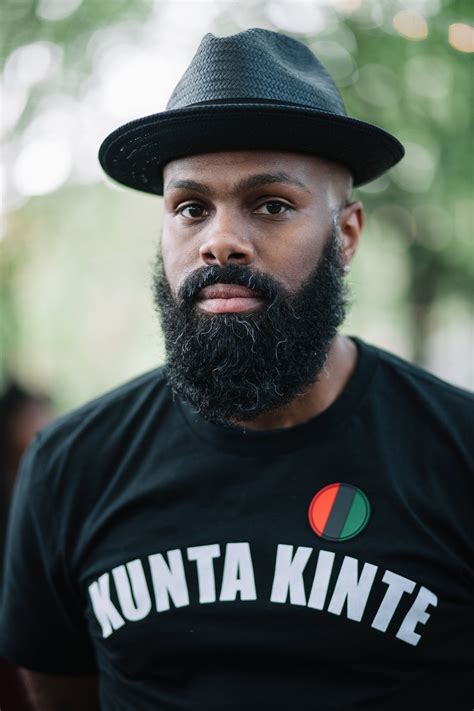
[99, 28, 404, 193]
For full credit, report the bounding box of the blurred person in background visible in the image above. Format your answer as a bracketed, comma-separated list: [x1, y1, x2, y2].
[0, 28, 472, 711]
[0, 382, 52, 580]
[0, 382, 52, 711]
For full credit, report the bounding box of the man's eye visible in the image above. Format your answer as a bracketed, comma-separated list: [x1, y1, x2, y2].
[177, 203, 208, 219]
[254, 201, 292, 216]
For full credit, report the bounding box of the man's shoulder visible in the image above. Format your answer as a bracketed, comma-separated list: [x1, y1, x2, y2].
[367, 339, 471, 396]
[357, 337, 473, 417]
[27, 366, 171, 473]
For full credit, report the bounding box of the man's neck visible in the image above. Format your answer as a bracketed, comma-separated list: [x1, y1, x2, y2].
[231, 333, 358, 431]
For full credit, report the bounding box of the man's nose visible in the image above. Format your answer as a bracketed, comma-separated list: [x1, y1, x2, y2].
[199, 212, 255, 267]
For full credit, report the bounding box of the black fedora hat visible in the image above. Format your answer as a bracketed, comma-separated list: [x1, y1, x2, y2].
[99, 28, 404, 193]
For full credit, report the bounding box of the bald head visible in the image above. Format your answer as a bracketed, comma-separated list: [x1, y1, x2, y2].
[163, 149, 352, 211]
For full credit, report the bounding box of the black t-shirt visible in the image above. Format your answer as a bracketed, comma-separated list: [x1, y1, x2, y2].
[0, 338, 473, 710]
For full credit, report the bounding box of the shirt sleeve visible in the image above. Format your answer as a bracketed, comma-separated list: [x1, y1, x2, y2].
[0, 435, 97, 674]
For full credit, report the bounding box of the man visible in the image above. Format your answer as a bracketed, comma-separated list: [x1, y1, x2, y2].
[0, 28, 472, 711]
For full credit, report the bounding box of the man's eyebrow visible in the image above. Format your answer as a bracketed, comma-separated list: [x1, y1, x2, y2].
[165, 171, 311, 195]
[165, 179, 212, 195]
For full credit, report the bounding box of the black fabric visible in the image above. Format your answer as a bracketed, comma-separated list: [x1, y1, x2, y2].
[98, 28, 404, 193]
[0, 338, 473, 710]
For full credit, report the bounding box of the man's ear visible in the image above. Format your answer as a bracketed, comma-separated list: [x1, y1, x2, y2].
[338, 201, 364, 268]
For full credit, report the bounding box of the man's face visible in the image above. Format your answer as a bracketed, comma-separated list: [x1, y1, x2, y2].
[161, 150, 350, 298]
[153, 150, 360, 425]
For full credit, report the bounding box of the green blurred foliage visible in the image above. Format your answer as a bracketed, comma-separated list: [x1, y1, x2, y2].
[1, 0, 151, 59]
[320, 3, 473, 362]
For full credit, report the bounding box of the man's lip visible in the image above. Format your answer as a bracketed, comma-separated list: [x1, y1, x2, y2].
[195, 283, 265, 314]
[196, 284, 263, 300]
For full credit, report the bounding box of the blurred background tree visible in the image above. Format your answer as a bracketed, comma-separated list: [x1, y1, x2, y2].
[1, 0, 473, 413]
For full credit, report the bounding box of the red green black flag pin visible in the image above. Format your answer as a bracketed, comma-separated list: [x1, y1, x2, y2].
[308, 483, 370, 541]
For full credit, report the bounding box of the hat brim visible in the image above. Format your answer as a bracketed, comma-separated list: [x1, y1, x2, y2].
[98, 103, 404, 193]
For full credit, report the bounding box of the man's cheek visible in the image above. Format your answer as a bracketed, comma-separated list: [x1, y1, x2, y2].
[162, 244, 196, 296]
[281, 259, 319, 294]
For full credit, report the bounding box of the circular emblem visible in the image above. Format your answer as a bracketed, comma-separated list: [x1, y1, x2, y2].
[308, 483, 370, 541]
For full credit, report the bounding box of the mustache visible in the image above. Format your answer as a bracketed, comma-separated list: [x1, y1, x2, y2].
[178, 264, 282, 304]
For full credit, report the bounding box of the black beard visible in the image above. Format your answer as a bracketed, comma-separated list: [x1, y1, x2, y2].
[152, 223, 349, 425]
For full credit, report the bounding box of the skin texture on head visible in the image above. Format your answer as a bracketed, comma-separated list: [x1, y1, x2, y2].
[160, 150, 365, 429]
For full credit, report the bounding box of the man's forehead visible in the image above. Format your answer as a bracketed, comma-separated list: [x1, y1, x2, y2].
[163, 150, 350, 196]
